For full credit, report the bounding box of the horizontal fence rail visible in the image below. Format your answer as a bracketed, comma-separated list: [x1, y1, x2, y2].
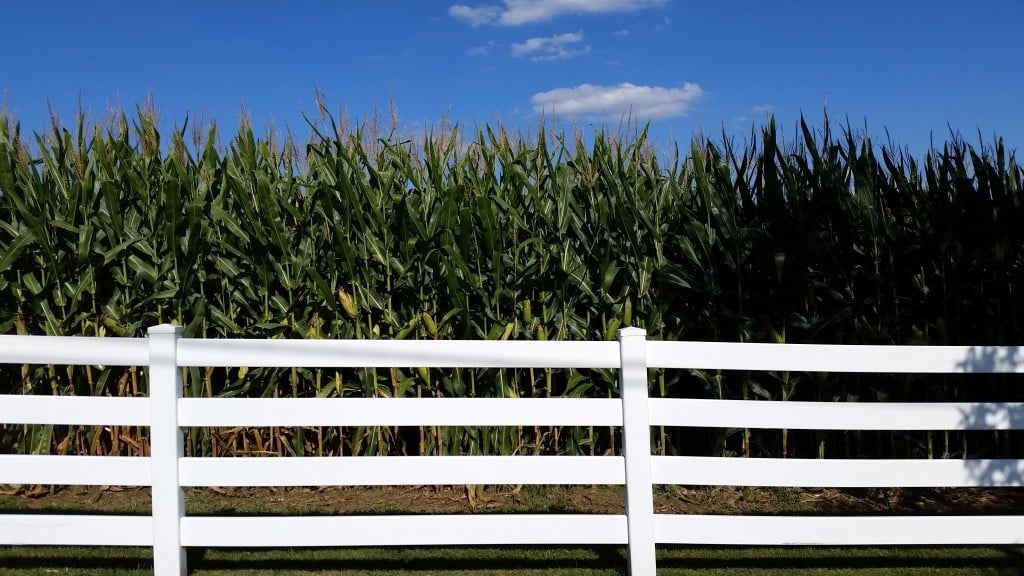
[0, 395, 150, 426]
[177, 338, 620, 368]
[647, 341, 1024, 373]
[653, 515, 1024, 546]
[180, 515, 629, 547]
[179, 397, 624, 427]
[0, 335, 148, 366]
[0, 455, 152, 486]
[2, 324, 1023, 576]
[0, 515, 154, 547]
[180, 455, 626, 487]
[652, 456, 1024, 487]
[649, 398, 1024, 430]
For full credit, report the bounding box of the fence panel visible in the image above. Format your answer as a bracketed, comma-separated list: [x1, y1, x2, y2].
[0, 339, 152, 550]
[648, 339, 1024, 556]
[2, 327, 1023, 576]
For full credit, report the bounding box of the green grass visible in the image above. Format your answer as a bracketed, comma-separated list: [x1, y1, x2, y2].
[2, 544, 1024, 575]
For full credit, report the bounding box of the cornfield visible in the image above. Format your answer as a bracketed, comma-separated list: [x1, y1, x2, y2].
[1, 98, 1022, 463]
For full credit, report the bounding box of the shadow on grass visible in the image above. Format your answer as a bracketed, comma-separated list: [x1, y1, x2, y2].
[190, 547, 626, 574]
[0, 548, 153, 571]
[5, 546, 1024, 575]
[0, 508, 150, 516]
[658, 547, 1024, 573]
[188, 546, 1024, 576]
[1000, 547, 1024, 575]
[0, 546, 622, 573]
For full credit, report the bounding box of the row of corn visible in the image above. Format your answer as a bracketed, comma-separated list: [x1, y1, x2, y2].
[1, 100, 1022, 462]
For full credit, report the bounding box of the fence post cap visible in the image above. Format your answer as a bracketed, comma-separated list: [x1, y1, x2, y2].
[617, 326, 647, 338]
[148, 324, 183, 335]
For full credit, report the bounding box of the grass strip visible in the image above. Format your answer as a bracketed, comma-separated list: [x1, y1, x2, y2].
[3, 544, 1024, 575]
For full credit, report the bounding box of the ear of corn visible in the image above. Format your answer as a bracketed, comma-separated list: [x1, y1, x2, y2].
[1, 100, 1023, 461]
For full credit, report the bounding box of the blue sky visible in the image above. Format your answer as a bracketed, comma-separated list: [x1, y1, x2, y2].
[2, 1, 1022, 157]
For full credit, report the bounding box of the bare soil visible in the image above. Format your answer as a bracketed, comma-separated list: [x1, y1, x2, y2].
[4, 484, 1024, 518]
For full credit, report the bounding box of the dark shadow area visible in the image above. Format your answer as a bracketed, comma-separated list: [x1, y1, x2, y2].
[189, 547, 623, 573]
[0, 508, 150, 516]
[594, 545, 628, 576]
[1002, 546, 1024, 574]
[656, 546, 1024, 573]
[187, 547, 207, 571]
[5, 545, 1024, 575]
[0, 546, 626, 573]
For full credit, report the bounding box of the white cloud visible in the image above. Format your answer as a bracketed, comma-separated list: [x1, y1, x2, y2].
[613, 28, 630, 36]
[449, 4, 502, 26]
[531, 82, 704, 120]
[450, 0, 665, 26]
[511, 32, 589, 61]
[752, 104, 774, 115]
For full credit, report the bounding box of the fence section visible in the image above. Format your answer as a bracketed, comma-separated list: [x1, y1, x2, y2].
[0, 326, 640, 576]
[1, 328, 1024, 576]
[646, 340, 1024, 548]
[0, 335, 153, 550]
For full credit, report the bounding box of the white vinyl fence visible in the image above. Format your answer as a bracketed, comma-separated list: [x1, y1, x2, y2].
[2, 325, 1024, 576]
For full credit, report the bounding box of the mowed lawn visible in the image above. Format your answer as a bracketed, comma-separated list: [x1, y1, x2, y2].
[2, 544, 1024, 575]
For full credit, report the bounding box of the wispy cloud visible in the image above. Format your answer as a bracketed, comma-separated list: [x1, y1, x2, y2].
[466, 45, 491, 56]
[613, 28, 630, 37]
[531, 82, 704, 120]
[734, 104, 776, 128]
[511, 32, 589, 61]
[449, 4, 501, 26]
[450, 0, 665, 26]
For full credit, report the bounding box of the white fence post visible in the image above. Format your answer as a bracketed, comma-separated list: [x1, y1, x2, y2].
[618, 327, 655, 576]
[148, 324, 186, 576]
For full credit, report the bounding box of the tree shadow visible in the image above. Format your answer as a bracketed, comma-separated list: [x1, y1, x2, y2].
[957, 346, 1024, 375]
[956, 346, 1024, 496]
